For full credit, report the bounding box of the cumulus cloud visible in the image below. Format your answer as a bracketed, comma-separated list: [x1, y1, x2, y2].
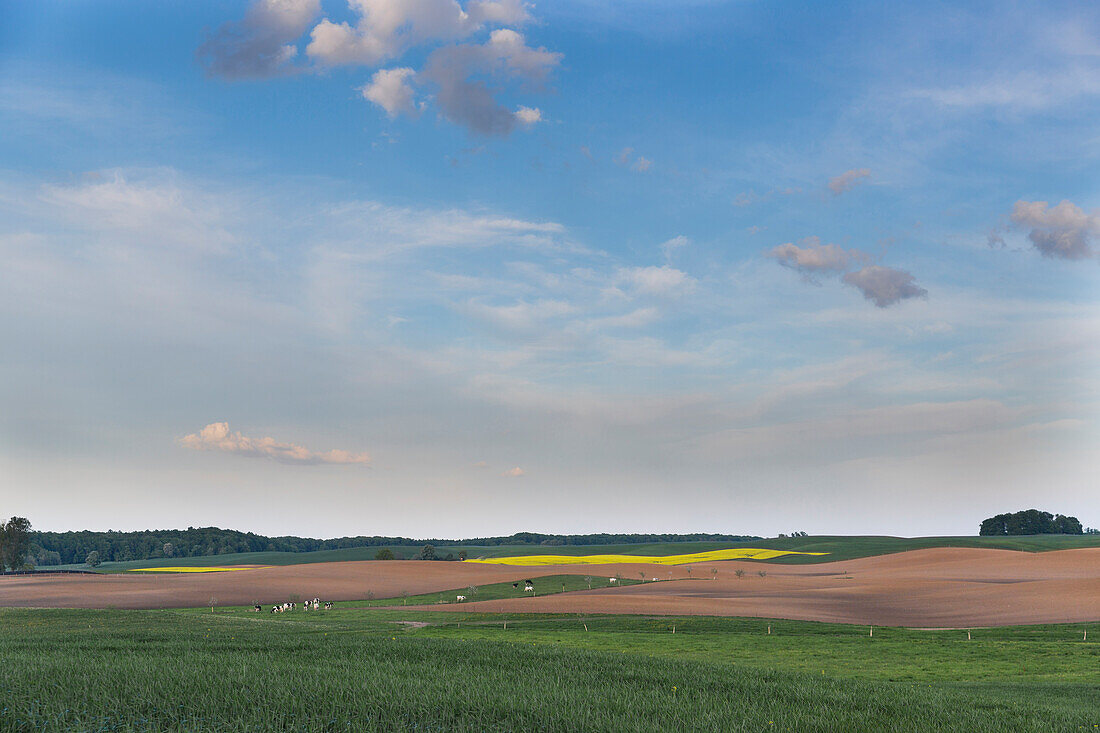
[618, 265, 694, 295]
[842, 265, 927, 308]
[420, 29, 561, 136]
[1009, 199, 1098, 260]
[200, 1, 555, 135]
[768, 235, 926, 307]
[306, 0, 530, 66]
[198, 0, 320, 79]
[828, 168, 871, 195]
[766, 236, 869, 279]
[179, 422, 369, 465]
[514, 105, 542, 126]
[360, 67, 420, 117]
[632, 157, 652, 173]
[502, 466, 525, 477]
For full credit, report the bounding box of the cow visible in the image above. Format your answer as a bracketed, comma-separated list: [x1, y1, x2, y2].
[512, 582, 519, 588]
[608, 578, 617, 584]
[324, 602, 334, 610]
[456, 595, 466, 602]
[253, 604, 262, 612]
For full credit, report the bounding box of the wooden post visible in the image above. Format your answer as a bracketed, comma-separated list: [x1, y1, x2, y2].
[583, 623, 588, 632]
[503, 621, 507, 630]
[1084, 629, 1087, 642]
[767, 625, 771, 635]
[672, 625, 675, 634]
[967, 629, 971, 640]
[869, 626, 873, 637]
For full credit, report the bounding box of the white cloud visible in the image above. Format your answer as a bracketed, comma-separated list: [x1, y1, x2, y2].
[842, 265, 928, 308]
[514, 105, 542, 125]
[1009, 199, 1099, 260]
[360, 67, 420, 117]
[200, 0, 556, 135]
[306, 0, 531, 67]
[502, 466, 525, 477]
[199, 0, 320, 79]
[659, 235, 689, 262]
[615, 147, 651, 171]
[828, 168, 870, 195]
[767, 236, 869, 278]
[617, 265, 695, 296]
[179, 422, 369, 465]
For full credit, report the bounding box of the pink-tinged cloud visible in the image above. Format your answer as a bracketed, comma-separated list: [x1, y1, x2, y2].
[828, 168, 871, 195]
[179, 422, 369, 465]
[502, 466, 525, 477]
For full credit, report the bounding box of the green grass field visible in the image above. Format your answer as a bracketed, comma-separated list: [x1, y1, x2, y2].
[56, 533, 1100, 573]
[3, 605, 1098, 731]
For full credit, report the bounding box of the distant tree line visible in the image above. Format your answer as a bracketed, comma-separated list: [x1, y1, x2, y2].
[29, 527, 761, 565]
[979, 510, 1083, 536]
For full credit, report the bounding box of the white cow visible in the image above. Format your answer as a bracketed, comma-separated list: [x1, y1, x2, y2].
[608, 578, 617, 584]
[456, 595, 466, 602]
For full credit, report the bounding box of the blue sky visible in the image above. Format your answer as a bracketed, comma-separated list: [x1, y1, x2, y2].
[1, 0, 1097, 537]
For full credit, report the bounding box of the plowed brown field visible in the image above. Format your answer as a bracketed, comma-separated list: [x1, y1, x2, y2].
[4, 548, 1099, 627]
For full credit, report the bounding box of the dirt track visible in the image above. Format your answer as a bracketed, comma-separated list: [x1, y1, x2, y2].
[3, 548, 1099, 627]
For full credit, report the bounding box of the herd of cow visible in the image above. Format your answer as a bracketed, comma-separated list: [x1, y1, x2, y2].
[253, 598, 334, 613]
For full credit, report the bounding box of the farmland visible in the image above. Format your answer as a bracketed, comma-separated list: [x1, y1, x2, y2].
[51, 533, 1100, 573]
[1, 606, 1097, 731]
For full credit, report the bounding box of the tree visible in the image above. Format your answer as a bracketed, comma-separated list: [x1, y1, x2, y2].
[584, 575, 592, 589]
[711, 568, 719, 581]
[734, 569, 744, 580]
[0, 517, 32, 571]
[758, 570, 767, 579]
[979, 510, 1084, 536]
[85, 550, 101, 568]
[638, 571, 646, 583]
[163, 542, 174, 557]
[374, 548, 395, 561]
[419, 544, 436, 561]
[458, 550, 467, 561]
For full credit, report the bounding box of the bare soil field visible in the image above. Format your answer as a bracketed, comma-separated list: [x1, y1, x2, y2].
[3, 548, 1099, 627]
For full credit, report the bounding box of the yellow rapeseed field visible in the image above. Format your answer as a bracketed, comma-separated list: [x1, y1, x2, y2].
[127, 566, 268, 573]
[464, 548, 826, 566]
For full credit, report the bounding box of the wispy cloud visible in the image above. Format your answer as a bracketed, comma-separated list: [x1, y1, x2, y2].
[179, 422, 369, 465]
[828, 168, 871, 195]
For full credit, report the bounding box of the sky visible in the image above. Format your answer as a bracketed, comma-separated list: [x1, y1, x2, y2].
[1, 0, 1098, 539]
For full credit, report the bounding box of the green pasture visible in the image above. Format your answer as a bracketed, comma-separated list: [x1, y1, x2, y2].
[2, 607, 1099, 732]
[56, 533, 1100, 573]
